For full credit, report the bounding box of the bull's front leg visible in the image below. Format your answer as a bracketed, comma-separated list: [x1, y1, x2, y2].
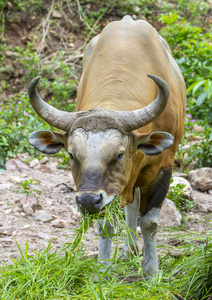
[97, 218, 115, 265]
[124, 188, 140, 255]
[139, 167, 172, 278]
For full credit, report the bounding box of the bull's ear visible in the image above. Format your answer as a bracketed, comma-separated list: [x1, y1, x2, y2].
[29, 131, 65, 154]
[133, 131, 174, 156]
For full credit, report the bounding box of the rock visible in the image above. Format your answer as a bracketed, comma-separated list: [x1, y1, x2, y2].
[37, 232, 50, 240]
[40, 157, 49, 164]
[0, 64, 14, 80]
[68, 43, 75, 48]
[159, 199, 182, 227]
[17, 153, 30, 161]
[34, 164, 41, 170]
[170, 176, 193, 200]
[54, 183, 74, 193]
[9, 176, 22, 184]
[39, 165, 52, 173]
[52, 10, 62, 18]
[23, 203, 33, 216]
[192, 191, 212, 213]
[45, 161, 58, 172]
[192, 124, 204, 133]
[13, 206, 23, 213]
[35, 210, 53, 222]
[5, 159, 31, 172]
[20, 195, 38, 216]
[187, 212, 204, 222]
[172, 172, 188, 179]
[185, 133, 202, 141]
[208, 189, 212, 195]
[187, 161, 197, 171]
[20, 195, 38, 211]
[5, 51, 19, 59]
[51, 219, 66, 228]
[189, 168, 212, 191]
[29, 159, 39, 168]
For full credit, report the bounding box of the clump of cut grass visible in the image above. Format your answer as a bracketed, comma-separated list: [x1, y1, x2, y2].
[0, 199, 211, 299]
[63, 196, 137, 254]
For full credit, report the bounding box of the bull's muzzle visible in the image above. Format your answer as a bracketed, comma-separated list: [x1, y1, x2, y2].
[76, 193, 103, 214]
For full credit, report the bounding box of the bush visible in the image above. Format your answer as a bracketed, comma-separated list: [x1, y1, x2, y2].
[159, 13, 212, 124]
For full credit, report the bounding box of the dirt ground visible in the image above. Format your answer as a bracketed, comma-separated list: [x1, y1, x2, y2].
[1, 1, 212, 265]
[0, 158, 212, 265]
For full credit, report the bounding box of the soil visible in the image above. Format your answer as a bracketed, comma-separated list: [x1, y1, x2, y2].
[0, 157, 212, 265]
[1, 0, 212, 266]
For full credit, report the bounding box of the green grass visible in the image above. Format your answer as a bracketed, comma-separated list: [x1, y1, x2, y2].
[0, 201, 211, 299]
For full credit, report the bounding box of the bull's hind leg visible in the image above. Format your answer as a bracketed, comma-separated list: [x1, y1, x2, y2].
[124, 188, 140, 255]
[139, 166, 172, 278]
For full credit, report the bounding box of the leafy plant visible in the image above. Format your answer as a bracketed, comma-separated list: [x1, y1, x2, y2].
[187, 79, 212, 123]
[176, 123, 212, 169]
[159, 13, 212, 123]
[167, 181, 194, 212]
[0, 92, 51, 168]
[18, 179, 41, 198]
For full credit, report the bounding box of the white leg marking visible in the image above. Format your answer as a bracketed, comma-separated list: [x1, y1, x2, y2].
[140, 207, 160, 277]
[97, 218, 115, 265]
[124, 188, 140, 254]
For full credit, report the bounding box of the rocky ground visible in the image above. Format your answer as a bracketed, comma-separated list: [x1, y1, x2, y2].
[0, 154, 212, 265]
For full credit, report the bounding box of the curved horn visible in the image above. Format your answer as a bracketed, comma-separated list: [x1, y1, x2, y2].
[28, 77, 76, 131]
[114, 74, 170, 132]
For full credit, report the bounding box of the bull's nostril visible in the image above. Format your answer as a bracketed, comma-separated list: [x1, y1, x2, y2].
[95, 193, 103, 205]
[94, 201, 101, 207]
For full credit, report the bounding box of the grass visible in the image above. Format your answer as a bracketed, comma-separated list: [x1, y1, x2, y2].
[0, 200, 211, 299]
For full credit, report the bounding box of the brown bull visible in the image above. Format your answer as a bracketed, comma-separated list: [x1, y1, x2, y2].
[28, 15, 186, 277]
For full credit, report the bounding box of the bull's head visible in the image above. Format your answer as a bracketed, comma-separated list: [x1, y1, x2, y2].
[28, 75, 174, 214]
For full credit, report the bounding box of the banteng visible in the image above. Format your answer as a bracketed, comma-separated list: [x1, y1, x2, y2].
[28, 16, 186, 277]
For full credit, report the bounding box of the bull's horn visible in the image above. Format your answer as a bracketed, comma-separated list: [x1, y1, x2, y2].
[28, 77, 76, 131]
[114, 75, 170, 132]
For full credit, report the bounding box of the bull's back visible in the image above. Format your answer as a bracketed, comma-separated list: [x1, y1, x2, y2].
[77, 16, 186, 144]
[77, 17, 185, 109]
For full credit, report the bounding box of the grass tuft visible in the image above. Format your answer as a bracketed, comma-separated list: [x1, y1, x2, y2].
[0, 199, 211, 299]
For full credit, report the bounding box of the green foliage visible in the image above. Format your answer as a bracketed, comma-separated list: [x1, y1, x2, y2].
[167, 181, 194, 212]
[177, 123, 212, 169]
[0, 207, 211, 299]
[159, 13, 212, 123]
[51, 78, 77, 103]
[0, 41, 77, 168]
[185, 139, 212, 169]
[187, 79, 212, 123]
[0, 92, 51, 168]
[0, 0, 43, 12]
[18, 179, 41, 198]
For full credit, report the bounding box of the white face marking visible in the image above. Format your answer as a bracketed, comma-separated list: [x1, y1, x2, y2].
[68, 129, 127, 165]
[67, 128, 132, 201]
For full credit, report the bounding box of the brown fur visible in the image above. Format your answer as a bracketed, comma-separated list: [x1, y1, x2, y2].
[74, 18, 186, 207]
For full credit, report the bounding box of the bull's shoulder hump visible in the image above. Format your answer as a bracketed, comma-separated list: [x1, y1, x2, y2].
[102, 18, 157, 41]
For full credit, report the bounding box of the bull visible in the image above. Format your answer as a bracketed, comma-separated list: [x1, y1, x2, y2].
[28, 15, 186, 277]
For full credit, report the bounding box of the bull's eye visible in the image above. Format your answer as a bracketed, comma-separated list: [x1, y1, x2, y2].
[116, 151, 124, 160]
[69, 152, 74, 160]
